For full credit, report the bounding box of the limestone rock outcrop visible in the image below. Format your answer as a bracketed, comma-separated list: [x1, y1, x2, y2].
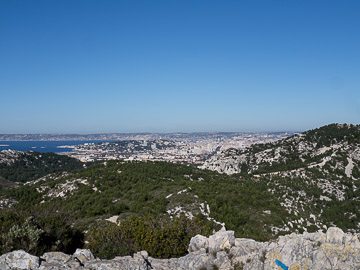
[0, 250, 39, 270]
[0, 227, 359, 269]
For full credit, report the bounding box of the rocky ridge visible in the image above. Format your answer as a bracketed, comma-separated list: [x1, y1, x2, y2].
[1, 227, 359, 270]
[200, 124, 360, 177]
[200, 124, 360, 234]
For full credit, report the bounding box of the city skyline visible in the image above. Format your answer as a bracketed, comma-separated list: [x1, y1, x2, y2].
[1, 1, 359, 133]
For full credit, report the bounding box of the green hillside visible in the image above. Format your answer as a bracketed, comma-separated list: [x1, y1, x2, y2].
[0, 161, 289, 258]
[1, 123, 359, 259]
[0, 151, 84, 182]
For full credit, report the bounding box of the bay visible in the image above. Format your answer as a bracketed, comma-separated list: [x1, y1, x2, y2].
[0, 140, 114, 153]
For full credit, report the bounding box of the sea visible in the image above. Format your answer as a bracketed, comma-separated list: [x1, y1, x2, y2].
[0, 141, 114, 153]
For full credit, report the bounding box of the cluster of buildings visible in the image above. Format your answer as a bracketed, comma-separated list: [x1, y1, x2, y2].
[62, 132, 293, 164]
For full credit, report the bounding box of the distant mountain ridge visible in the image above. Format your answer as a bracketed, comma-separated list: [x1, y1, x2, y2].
[0, 131, 291, 142]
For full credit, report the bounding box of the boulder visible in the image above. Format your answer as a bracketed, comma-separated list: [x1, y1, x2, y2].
[133, 250, 148, 261]
[326, 227, 344, 244]
[230, 238, 265, 265]
[39, 252, 82, 269]
[208, 228, 235, 253]
[41, 252, 71, 264]
[0, 250, 39, 270]
[72, 249, 95, 264]
[188, 234, 209, 253]
[177, 250, 215, 270]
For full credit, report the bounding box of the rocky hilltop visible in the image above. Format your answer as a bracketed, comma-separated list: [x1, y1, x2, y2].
[200, 123, 360, 234]
[1, 226, 359, 270]
[200, 124, 360, 177]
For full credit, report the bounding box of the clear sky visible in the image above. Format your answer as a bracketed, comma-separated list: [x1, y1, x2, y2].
[0, 0, 359, 133]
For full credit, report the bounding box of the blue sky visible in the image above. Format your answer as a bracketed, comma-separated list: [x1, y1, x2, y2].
[0, 0, 359, 133]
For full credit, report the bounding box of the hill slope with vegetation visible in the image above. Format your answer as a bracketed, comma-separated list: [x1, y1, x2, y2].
[201, 123, 360, 234]
[0, 161, 290, 258]
[0, 150, 84, 183]
[201, 123, 360, 176]
[0, 123, 359, 260]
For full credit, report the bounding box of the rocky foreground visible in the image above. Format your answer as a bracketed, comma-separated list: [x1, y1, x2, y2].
[1, 227, 359, 270]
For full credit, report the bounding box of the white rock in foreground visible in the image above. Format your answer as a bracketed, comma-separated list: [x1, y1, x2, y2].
[208, 227, 235, 253]
[0, 250, 39, 270]
[1, 227, 360, 269]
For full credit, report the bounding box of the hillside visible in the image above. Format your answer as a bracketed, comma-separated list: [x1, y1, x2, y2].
[200, 123, 360, 176]
[200, 123, 360, 234]
[0, 150, 84, 183]
[0, 123, 359, 261]
[0, 160, 292, 258]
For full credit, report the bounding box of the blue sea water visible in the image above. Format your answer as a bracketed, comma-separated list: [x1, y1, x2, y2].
[0, 141, 113, 153]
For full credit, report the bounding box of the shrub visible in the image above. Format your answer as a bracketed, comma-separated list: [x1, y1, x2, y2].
[87, 214, 214, 259]
[1, 216, 43, 254]
[0, 208, 84, 256]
